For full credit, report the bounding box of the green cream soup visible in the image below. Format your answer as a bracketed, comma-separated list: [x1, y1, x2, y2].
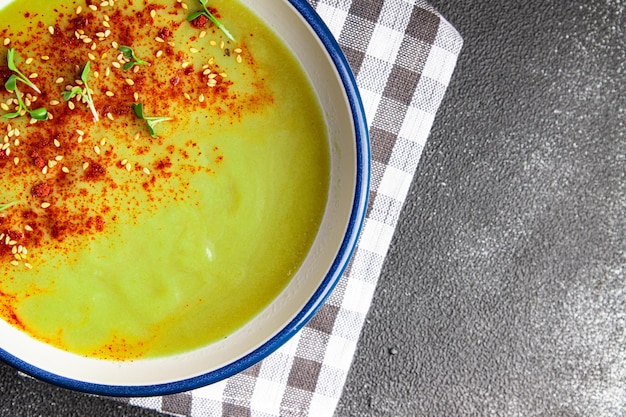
[0, 0, 329, 359]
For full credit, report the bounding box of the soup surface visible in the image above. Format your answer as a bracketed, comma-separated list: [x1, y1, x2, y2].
[0, 0, 329, 359]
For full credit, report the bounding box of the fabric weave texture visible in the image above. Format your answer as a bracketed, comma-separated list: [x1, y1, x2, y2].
[115, 0, 463, 415]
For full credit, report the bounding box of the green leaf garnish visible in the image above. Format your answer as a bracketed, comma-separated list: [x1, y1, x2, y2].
[0, 201, 18, 212]
[132, 102, 172, 138]
[6, 48, 42, 94]
[119, 46, 149, 71]
[62, 62, 99, 122]
[187, 0, 234, 41]
[3, 75, 48, 120]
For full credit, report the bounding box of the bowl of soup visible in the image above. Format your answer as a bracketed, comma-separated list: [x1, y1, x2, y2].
[0, 0, 369, 395]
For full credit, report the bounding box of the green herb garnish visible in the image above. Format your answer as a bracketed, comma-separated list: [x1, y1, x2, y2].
[132, 102, 172, 138]
[187, 0, 234, 41]
[6, 48, 42, 94]
[3, 75, 48, 120]
[119, 46, 149, 71]
[63, 62, 99, 122]
[0, 201, 18, 212]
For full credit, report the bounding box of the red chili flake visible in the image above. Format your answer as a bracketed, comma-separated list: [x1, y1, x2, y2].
[84, 162, 106, 180]
[190, 14, 208, 28]
[170, 76, 180, 86]
[32, 154, 46, 169]
[158, 27, 171, 39]
[31, 182, 52, 198]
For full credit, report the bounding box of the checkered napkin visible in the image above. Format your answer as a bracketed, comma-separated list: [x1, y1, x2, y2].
[115, 0, 463, 415]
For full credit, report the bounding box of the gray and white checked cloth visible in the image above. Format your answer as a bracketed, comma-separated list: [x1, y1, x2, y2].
[112, 0, 463, 415]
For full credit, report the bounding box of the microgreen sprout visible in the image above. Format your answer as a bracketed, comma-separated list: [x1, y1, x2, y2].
[132, 103, 172, 138]
[3, 75, 48, 120]
[119, 46, 149, 71]
[63, 62, 99, 122]
[187, 0, 234, 41]
[0, 201, 18, 212]
[6, 48, 42, 94]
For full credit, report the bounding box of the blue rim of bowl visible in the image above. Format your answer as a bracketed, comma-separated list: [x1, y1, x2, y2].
[0, 0, 370, 397]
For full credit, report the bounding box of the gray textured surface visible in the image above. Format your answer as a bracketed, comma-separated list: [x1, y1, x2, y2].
[1, 0, 625, 416]
[335, 0, 626, 416]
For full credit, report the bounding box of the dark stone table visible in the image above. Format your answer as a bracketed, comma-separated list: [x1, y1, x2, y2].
[1, 0, 624, 416]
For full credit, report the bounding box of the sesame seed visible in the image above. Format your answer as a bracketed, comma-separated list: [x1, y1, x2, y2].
[133, 92, 139, 101]
[105, 67, 111, 77]
[89, 4, 98, 10]
[90, 43, 97, 51]
[133, 132, 140, 140]
[14, 254, 22, 261]
[25, 57, 33, 64]
[234, 48, 242, 54]
[101, 0, 109, 7]
[236, 55, 243, 63]
[121, 159, 128, 165]
[55, 155, 63, 161]
[181, 62, 190, 69]
[41, 55, 50, 61]
[220, 41, 225, 49]
[105, 91, 114, 97]
[76, 5, 82, 14]
[24, 225, 33, 232]
[150, 9, 156, 18]
[24, 263, 32, 269]
[3, 38, 9, 46]
[167, 41, 175, 47]
[83, 162, 89, 170]
[155, 36, 165, 43]
[88, 53, 96, 61]
[107, 112, 114, 121]
[94, 71, 100, 78]
[41, 202, 51, 209]
[5, 148, 9, 156]
[125, 78, 135, 86]
[13, 157, 19, 165]
[190, 47, 199, 54]
[219, 72, 228, 78]
[198, 93, 205, 102]
[28, 73, 38, 79]
[48, 26, 55, 35]
[62, 166, 70, 173]
[112, 62, 121, 69]
[103, 20, 111, 28]
[55, 77, 64, 84]
[104, 14, 110, 21]
[54, 139, 61, 147]
[68, 101, 75, 110]
[10, 261, 18, 266]
[156, 50, 163, 58]
[184, 93, 191, 100]
[181, 2, 188, 9]
[111, 41, 118, 49]
[199, 31, 207, 38]
[83, 37, 93, 44]
[208, 73, 217, 79]
[77, 136, 83, 143]
[41, 165, 47, 174]
[0, 103, 8, 111]
[94, 145, 101, 155]
[210, 40, 217, 46]
[125, 163, 131, 172]
[143, 167, 151, 175]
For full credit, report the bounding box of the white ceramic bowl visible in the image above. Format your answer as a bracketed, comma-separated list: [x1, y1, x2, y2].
[0, 0, 369, 395]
